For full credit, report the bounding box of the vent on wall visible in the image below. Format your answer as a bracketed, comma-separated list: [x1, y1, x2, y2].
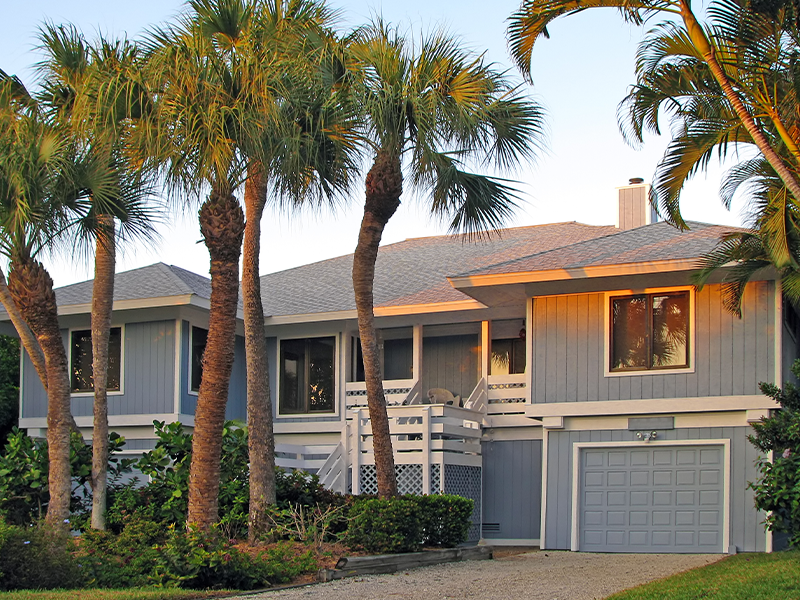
[482, 523, 500, 533]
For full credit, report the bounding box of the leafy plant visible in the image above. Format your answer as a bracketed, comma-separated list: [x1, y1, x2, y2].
[344, 497, 422, 554]
[749, 359, 800, 546]
[413, 494, 474, 547]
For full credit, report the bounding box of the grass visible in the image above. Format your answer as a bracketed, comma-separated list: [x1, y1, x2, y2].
[0, 589, 233, 600]
[606, 551, 800, 600]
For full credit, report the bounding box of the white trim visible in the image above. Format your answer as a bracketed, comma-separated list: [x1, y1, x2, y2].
[603, 287, 696, 378]
[480, 538, 540, 547]
[540, 428, 550, 550]
[526, 297, 534, 394]
[525, 395, 779, 418]
[21, 412, 190, 428]
[68, 324, 125, 397]
[775, 282, 782, 386]
[569, 439, 731, 553]
[766, 450, 774, 553]
[173, 319, 182, 414]
[187, 323, 208, 397]
[275, 334, 340, 419]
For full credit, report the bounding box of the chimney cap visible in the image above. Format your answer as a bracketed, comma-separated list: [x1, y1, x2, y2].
[629, 177, 645, 185]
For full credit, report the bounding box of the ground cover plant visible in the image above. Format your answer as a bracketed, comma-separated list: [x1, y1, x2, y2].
[0, 590, 231, 600]
[605, 551, 800, 600]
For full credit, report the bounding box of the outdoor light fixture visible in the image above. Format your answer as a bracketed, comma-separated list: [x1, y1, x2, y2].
[636, 431, 658, 442]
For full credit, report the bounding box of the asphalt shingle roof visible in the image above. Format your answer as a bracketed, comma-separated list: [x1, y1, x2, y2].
[259, 222, 618, 317]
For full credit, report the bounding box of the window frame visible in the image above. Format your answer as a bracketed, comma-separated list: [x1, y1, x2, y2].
[68, 324, 125, 396]
[604, 287, 695, 377]
[276, 334, 339, 417]
[188, 324, 209, 396]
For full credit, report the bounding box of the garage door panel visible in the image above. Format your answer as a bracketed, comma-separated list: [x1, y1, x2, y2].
[579, 445, 724, 553]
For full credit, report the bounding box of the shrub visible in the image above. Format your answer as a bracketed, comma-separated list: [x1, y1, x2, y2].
[75, 513, 166, 587]
[0, 519, 83, 591]
[151, 526, 316, 589]
[344, 497, 422, 553]
[414, 494, 473, 547]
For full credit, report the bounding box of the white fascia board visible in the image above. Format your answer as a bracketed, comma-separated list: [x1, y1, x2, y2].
[525, 395, 780, 419]
[56, 294, 243, 320]
[449, 259, 709, 289]
[20, 413, 195, 429]
[263, 299, 485, 326]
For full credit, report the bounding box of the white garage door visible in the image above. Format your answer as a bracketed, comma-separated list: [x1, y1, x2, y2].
[579, 445, 725, 553]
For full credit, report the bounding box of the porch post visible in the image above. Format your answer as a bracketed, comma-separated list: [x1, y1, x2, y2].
[342, 419, 350, 494]
[481, 320, 491, 379]
[353, 409, 362, 495]
[413, 324, 423, 383]
[421, 406, 431, 494]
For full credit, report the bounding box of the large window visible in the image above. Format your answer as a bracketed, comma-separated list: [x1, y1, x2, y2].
[491, 338, 526, 375]
[70, 328, 122, 393]
[280, 337, 336, 414]
[611, 292, 689, 372]
[190, 326, 208, 393]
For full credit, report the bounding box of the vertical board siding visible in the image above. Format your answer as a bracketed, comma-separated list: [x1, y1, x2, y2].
[421, 334, 479, 399]
[531, 283, 774, 404]
[482, 439, 543, 540]
[544, 427, 767, 552]
[225, 335, 247, 421]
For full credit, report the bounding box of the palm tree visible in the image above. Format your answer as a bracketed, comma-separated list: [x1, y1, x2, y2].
[507, 0, 800, 207]
[613, 6, 800, 311]
[144, 0, 355, 532]
[346, 23, 544, 496]
[36, 24, 158, 530]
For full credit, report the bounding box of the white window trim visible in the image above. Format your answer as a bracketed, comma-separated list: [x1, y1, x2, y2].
[68, 324, 125, 397]
[569, 439, 731, 553]
[603, 286, 696, 378]
[187, 323, 208, 397]
[276, 334, 340, 418]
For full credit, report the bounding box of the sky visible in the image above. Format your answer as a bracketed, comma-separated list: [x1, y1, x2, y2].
[1, 0, 748, 288]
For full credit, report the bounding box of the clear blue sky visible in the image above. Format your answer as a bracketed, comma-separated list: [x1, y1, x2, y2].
[2, 1, 745, 287]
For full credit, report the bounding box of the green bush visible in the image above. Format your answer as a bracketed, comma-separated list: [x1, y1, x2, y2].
[344, 497, 422, 553]
[0, 519, 83, 591]
[413, 494, 473, 547]
[151, 526, 316, 589]
[76, 514, 167, 587]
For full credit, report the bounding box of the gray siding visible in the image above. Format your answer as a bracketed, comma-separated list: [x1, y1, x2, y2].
[180, 319, 246, 420]
[782, 321, 799, 385]
[422, 334, 480, 399]
[531, 282, 775, 403]
[22, 321, 176, 418]
[543, 427, 767, 553]
[482, 439, 542, 540]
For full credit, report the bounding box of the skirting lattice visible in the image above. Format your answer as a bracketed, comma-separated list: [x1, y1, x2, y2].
[356, 463, 444, 495]
[444, 464, 482, 542]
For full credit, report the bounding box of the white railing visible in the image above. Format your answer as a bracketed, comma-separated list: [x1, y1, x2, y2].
[274, 443, 334, 473]
[317, 440, 347, 493]
[486, 373, 528, 412]
[345, 378, 419, 408]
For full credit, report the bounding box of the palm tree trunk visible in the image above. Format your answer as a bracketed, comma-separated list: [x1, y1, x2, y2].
[0, 268, 48, 388]
[90, 214, 115, 531]
[242, 165, 276, 542]
[7, 258, 72, 527]
[678, 0, 800, 203]
[352, 149, 403, 498]
[187, 190, 245, 530]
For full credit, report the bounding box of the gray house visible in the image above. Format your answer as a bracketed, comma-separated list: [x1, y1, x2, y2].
[2, 179, 791, 554]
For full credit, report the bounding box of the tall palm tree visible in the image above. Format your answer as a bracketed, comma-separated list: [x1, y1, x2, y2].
[36, 24, 158, 530]
[346, 23, 544, 496]
[144, 0, 355, 533]
[507, 0, 800, 207]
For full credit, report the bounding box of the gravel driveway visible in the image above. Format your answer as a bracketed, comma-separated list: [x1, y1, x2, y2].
[236, 550, 723, 600]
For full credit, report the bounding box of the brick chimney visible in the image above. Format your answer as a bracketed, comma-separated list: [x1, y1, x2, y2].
[617, 178, 656, 230]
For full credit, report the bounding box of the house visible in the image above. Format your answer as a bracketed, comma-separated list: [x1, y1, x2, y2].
[1, 179, 790, 554]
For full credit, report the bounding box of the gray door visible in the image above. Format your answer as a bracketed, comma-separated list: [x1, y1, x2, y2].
[579, 445, 724, 553]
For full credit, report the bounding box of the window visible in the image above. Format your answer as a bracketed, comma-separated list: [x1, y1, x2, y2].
[280, 337, 335, 414]
[611, 292, 689, 371]
[190, 326, 208, 393]
[491, 338, 526, 375]
[70, 328, 122, 393]
[351, 327, 414, 382]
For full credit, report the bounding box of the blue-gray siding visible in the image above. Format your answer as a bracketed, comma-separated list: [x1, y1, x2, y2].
[482, 439, 542, 540]
[543, 427, 768, 553]
[422, 334, 480, 400]
[531, 282, 775, 403]
[22, 321, 177, 418]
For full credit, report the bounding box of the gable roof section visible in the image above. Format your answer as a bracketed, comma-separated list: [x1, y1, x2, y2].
[450, 221, 735, 286]
[260, 222, 618, 318]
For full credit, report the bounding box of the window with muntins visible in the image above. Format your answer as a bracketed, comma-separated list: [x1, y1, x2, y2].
[611, 292, 689, 371]
[280, 337, 335, 413]
[70, 328, 122, 393]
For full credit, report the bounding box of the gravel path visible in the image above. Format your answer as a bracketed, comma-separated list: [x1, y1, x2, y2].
[236, 551, 723, 600]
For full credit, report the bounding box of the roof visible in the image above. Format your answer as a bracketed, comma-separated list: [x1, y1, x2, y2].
[458, 221, 733, 278]
[53, 262, 213, 307]
[259, 222, 618, 317]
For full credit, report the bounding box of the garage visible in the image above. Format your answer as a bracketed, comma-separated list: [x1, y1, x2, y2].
[577, 444, 726, 553]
